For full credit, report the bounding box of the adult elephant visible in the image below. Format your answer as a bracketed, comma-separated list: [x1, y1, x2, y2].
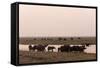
[28, 44, 33, 51]
[70, 45, 86, 52]
[58, 44, 71, 52]
[32, 44, 48, 52]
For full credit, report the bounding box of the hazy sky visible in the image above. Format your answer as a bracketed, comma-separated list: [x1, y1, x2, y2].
[19, 4, 96, 37]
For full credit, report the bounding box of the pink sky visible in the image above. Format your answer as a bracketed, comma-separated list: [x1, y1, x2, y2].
[19, 4, 96, 37]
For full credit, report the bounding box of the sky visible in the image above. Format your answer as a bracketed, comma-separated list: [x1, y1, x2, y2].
[19, 4, 96, 37]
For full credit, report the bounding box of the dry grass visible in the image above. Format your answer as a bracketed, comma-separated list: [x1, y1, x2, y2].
[19, 51, 96, 64]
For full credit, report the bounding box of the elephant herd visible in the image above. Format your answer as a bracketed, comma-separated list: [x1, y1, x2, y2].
[28, 44, 89, 53]
[58, 45, 86, 52]
[29, 44, 48, 52]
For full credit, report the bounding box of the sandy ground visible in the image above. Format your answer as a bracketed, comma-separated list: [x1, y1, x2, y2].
[19, 51, 96, 64]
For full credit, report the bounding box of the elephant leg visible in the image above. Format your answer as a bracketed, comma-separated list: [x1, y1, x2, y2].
[48, 49, 49, 52]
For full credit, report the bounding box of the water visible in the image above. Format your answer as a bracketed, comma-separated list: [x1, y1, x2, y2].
[19, 44, 96, 53]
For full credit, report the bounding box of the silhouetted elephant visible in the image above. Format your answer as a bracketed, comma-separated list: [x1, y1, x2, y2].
[28, 44, 33, 56]
[28, 44, 33, 51]
[47, 46, 55, 52]
[80, 46, 86, 52]
[58, 45, 71, 52]
[32, 44, 48, 52]
[58, 45, 86, 53]
[85, 43, 90, 47]
[70, 45, 86, 52]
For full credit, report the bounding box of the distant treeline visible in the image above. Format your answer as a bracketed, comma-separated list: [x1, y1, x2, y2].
[19, 37, 96, 45]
